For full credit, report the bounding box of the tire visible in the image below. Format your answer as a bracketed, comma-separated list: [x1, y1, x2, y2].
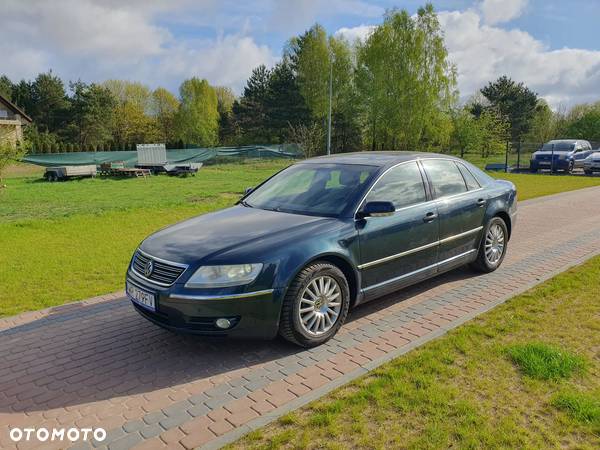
[567, 161, 575, 174]
[46, 172, 57, 182]
[470, 217, 509, 273]
[279, 261, 350, 347]
[530, 168, 538, 173]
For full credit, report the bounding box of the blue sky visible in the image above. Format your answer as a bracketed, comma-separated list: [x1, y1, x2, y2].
[2, 0, 600, 107]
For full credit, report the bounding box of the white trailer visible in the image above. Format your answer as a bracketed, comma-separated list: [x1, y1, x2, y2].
[136, 144, 167, 170]
[44, 165, 97, 182]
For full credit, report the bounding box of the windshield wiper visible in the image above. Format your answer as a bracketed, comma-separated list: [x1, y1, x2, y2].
[238, 199, 253, 208]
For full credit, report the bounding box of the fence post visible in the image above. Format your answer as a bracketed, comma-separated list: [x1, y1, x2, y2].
[551, 143, 555, 173]
[505, 141, 509, 173]
[516, 141, 521, 170]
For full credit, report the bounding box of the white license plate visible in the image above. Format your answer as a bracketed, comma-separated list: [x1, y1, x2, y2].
[539, 161, 551, 166]
[127, 282, 156, 311]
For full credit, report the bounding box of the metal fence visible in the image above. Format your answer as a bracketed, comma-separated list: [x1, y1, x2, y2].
[451, 141, 600, 173]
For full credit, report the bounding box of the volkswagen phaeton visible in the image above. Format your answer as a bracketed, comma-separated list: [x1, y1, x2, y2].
[126, 152, 517, 347]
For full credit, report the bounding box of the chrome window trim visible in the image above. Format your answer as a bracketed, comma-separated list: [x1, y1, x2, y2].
[137, 248, 189, 268]
[169, 289, 274, 301]
[357, 226, 483, 270]
[362, 249, 477, 292]
[355, 157, 485, 219]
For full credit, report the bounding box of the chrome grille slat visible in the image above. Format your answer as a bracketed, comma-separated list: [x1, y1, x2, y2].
[132, 251, 186, 286]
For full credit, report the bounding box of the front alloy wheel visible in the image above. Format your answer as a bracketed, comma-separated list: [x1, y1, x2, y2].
[279, 261, 350, 347]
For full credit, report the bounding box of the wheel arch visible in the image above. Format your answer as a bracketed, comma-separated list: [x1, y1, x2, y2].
[493, 210, 512, 239]
[284, 252, 360, 309]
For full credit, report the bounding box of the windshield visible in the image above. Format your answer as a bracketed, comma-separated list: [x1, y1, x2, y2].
[541, 142, 575, 152]
[244, 163, 378, 217]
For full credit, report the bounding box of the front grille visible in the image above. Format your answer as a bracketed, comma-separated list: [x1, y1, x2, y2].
[132, 251, 186, 286]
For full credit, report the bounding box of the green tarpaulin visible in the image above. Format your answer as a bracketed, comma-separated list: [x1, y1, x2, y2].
[22, 144, 302, 167]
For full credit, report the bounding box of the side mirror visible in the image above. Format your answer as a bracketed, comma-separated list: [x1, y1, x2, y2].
[244, 187, 254, 196]
[358, 201, 395, 218]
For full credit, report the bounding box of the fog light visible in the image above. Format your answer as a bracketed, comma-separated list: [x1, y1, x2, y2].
[215, 318, 232, 329]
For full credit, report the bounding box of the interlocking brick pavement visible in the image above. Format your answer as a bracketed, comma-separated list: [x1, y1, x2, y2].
[2, 186, 600, 450]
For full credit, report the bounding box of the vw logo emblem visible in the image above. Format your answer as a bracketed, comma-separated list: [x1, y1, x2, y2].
[144, 260, 154, 278]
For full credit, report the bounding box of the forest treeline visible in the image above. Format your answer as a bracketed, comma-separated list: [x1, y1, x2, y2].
[1, 4, 599, 156]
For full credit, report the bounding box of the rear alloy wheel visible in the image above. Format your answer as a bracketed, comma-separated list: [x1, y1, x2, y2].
[279, 262, 350, 347]
[471, 217, 508, 273]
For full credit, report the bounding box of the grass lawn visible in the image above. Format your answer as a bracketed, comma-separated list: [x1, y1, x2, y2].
[1, 158, 600, 317]
[228, 256, 600, 450]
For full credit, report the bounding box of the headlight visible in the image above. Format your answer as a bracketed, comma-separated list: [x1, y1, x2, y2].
[185, 264, 263, 288]
[558, 153, 568, 160]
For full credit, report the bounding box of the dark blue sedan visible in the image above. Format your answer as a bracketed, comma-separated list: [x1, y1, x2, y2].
[126, 152, 517, 347]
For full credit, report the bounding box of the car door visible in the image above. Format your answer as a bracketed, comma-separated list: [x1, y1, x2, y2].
[357, 161, 439, 298]
[421, 159, 486, 265]
[574, 143, 592, 168]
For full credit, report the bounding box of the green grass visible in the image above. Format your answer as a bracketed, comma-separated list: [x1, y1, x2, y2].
[228, 256, 600, 449]
[0, 160, 292, 316]
[506, 342, 586, 380]
[552, 391, 600, 429]
[2, 157, 600, 317]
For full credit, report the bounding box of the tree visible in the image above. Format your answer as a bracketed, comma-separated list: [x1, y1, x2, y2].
[355, 4, 457, 151]
[150, 87, 180, 145]
[450, 106, 508, 158]
[104, 80, 159, 145]
[0, 130, 30, 185]
[30, 71, 69, 134]
[563, 102, 600, 141]
[65, 81, 116, 148]
[176, 78, 219, 147]
[288, 122, 324, 158]
[523, 99, 557, 143]
[480, 75, 538, 143]
[264, 60, 311, 143]
[232, 65, 272, 143]
[0, 75, 12, 99]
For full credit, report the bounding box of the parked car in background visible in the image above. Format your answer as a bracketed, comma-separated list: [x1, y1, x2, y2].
[583, 151, 600, 175]
[126, 152, 517, 347]
[530, 139, 593, 173]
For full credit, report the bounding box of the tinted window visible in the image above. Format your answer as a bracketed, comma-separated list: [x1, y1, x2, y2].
[245, 163, 378, 217]
[365, 162, 427, 209]
[457, 163, 481, 190]
[422, 160, 467, 198]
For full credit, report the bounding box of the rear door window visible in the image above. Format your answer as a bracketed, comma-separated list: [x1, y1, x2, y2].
[422, 159, 468, 198]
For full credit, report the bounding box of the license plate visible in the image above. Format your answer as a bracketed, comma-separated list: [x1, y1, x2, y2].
[539, 161, 551, 166]
[127, 282, 156, 311]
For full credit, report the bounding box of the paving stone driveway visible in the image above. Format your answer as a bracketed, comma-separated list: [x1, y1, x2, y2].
[2, 186, 600, 450]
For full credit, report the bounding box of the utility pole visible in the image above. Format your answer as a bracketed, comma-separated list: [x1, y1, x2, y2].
[326, 52, 333, 156]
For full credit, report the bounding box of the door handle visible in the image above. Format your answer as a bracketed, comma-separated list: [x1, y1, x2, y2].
[423, 212, 438, 223]
[476, 198, 486, 207]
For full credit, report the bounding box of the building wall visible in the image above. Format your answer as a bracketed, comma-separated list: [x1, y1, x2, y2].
[0, 121, 22, 147]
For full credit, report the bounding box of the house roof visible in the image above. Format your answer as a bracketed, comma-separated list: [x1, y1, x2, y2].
[0, 93, 32, 123]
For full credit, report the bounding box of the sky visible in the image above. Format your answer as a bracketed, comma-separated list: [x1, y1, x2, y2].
[2, 0, 600, 108]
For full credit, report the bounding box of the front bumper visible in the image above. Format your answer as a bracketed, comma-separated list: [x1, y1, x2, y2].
[584, 161, 600, 171]
[126, 270, 284, 339]
[530, 158, 570, 171]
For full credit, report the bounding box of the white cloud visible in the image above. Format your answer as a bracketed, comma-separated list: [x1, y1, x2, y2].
[335, 6, 600, 108]
[0, 0, 275, 94]
[335, 25, 375, 43]
[478, 0, 528, 25]
[438, 9, 600, 107]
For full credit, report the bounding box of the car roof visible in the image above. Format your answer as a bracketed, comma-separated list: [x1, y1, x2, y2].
[300, 151, 462, 168]
[546, 139, 588, 144]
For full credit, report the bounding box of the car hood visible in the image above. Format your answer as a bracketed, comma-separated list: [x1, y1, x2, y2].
[140, 205, 332, 264]
[533, 150, 572, 157]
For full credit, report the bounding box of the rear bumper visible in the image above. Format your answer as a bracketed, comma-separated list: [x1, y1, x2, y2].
[126, 271, 284, 339]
